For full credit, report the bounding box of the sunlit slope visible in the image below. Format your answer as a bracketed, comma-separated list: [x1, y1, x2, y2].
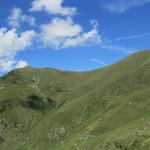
[0, 50, 150, 150]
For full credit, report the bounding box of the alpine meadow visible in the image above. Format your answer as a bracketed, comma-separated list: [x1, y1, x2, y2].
[0, 50, 150, 149]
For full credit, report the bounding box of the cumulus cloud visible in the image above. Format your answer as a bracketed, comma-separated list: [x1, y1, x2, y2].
[0, 60, 28, 72]
[0, 28, 36, 72]
[0, 0, 101, 73]
[15, 60, 29, 69]
[0, 28, 36, 58]
[64, 25, 101, 47]
[40, 18, 101, 48]
[8, 7, 36, 28]
[30, 0, 76, 16]
[103, 0, 150, 13]
[0, 59, 16, 72]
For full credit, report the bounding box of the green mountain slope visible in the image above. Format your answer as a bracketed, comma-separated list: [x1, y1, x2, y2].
[0, 50, 150, 150]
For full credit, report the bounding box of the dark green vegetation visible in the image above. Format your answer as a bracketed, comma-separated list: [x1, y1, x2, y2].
[0, 50, 150, 150]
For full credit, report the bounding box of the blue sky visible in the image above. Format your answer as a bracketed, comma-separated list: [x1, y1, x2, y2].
[0, 0, 150, 75]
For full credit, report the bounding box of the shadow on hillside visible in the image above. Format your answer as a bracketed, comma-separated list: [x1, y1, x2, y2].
[25, 94, 57, 111]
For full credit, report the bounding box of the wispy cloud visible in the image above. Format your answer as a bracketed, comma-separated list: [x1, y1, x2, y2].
[113, 32, 150, 41]
[90, 58, 109, 66]
[100, 43, 136, 54]
[103, 0, 150, 13]
[103, 32, 150, 44]
[99, 31, 150, 54]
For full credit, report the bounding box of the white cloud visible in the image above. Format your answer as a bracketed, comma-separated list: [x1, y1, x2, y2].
[0, 60, 28, 72]
[8, 7, 35, 28]
[30, 0, 101, 49]
[15, 60, 29, 69]
[40, 18, 101, 48]
[0, 28, 36, 72]
[103, 0, 150, 13]
[0, 1, 101, 73]
[0, 0, 101, 73]
[64, 28, 101, 47]
[0, 59, 16, 72]
[90, 58, 108, 66]
[30, 0, 76, 16]
[0, 28, 36, 58]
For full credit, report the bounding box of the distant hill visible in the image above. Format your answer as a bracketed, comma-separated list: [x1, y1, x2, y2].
[0, 50, 150, 150]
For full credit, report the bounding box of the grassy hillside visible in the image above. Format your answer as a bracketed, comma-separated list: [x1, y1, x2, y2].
[0, 50, 150, 150]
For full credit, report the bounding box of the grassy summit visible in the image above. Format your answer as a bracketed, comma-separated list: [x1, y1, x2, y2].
[0, 50, 150, 150]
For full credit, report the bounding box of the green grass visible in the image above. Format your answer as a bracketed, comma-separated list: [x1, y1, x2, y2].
[0, 50, 150, 149]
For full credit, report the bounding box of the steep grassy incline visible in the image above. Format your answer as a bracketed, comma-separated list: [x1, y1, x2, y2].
[0, 50, 150, 150]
